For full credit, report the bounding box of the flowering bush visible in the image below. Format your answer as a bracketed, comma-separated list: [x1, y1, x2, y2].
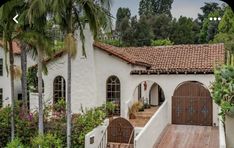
[1, 101, 107, 147]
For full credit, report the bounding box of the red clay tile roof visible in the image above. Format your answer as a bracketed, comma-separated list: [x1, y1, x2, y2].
[94, 42, 225, 74]
[0, 40, 21, 55]
[93, 42, 151, 67]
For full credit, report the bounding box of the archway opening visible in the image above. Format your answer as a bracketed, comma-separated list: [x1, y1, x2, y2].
[130, 80, 165, 126]
[133, 80, 165, 107]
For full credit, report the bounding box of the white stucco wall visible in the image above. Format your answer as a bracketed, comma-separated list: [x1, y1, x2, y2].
[14, 53, 36, 100]
[0, 47, 11, 106]
[135, 101, 169, 148]
[29, 28, 219, 126]
[40, 27, 98, 113]
[0, 46, 36, 106]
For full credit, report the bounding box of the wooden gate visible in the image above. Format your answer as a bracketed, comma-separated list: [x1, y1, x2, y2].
[172, 81, 212, 126]
[107, 117, 134, 144]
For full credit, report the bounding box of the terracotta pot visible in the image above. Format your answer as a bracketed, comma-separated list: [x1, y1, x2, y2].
[225, 115, 234, 148]
[129, 113, 136, 119]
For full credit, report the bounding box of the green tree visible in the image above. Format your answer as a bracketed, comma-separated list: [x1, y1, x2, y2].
[213, 6, 234, 64]
[218, 6, 234, 33]
[170, 16, 199, 44]
[139, 0, 154, 16]
[132, 16, 154, 46]
[116, 7, 131, 31]
[0, 0, 25, 140]
[139, 0, 173, 17]
[199, 9, 224, 43]
[151, 39, 173, 46]
[198, 2, 222, 23]
[50, 0, 111, 147]
[25, 0, 54, 136]
[148, 14, 172, 40]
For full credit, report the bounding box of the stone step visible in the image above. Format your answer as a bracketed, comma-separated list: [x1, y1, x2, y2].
[135, 114, 151, 119]
[107, 142, 134, 148]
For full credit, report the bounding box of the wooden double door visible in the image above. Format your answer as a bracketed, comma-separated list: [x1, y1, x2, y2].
[172, 82, 212, 126]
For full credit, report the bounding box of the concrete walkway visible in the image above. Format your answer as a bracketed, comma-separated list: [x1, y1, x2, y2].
[155, 125, 219, 148]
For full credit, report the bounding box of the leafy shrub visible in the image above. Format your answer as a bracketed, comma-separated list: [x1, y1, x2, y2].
[0, 101, 107, 147]
[105, 101, 116, 116]
[72, 107, 106, 147]
[31, 133, 63, 148]
[103, 39, 123, 47]
[0, 107, 11, 147]
[211, 65, 234, 119]
[151, 39, 174, 46]
[6, 138, 25, 148]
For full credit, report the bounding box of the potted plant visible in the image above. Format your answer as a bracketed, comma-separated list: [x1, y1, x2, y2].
[211, 65, 234, 147]
[105, 101, 116, 118]
[128, 101, 143, 119]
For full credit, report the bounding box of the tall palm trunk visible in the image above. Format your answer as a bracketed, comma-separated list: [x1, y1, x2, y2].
[67, 53, 72, 148]
[66, 1, 72, 147]
[21, 43, 28, 108]
[37, 47, 44, 135]
[9, 40, 15, 140]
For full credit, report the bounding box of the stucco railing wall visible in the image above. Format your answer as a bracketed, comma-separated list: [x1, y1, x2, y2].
[29, 93, 46, 111]
[124, 98, 135, 119]
[85, 119, 109, 148]
[134, 101, 169, 148]
[219, 117, 226, 148]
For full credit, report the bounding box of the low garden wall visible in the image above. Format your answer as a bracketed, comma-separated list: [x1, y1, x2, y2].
[29, 93, 45, 111]
[85, 119, 109, 148]
[219, 117, 226, 148]
[134, 100, 169, 148]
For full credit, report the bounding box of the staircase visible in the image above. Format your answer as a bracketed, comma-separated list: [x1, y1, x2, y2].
[130, 107, 158, 127]
[107, 142, 134, 148]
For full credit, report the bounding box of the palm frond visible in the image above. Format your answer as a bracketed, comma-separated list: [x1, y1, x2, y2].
[13, 65, 22, 80]
[64, 33, 77, 59]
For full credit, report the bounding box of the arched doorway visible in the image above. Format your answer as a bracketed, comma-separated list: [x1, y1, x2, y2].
[149, 83, 165, 106]
[172, 81, 212, 126]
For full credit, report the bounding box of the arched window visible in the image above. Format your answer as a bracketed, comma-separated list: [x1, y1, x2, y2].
[53, 76, 66, 103]
[106, 76, 121, 115]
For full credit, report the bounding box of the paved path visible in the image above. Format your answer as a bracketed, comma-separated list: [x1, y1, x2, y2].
[155, 125, 219, 148]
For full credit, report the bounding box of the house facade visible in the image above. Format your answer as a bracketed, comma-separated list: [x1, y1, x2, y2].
[0, 41, 36, 107]
[28, 28, 225, 127]
[0, 27, 225, 127]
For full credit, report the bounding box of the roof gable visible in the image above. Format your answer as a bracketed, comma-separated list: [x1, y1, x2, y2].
[94, 42, 225, 74]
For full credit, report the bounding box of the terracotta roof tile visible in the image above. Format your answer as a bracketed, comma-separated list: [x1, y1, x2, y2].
[0, 40, 21, 55]
[94, 42, 225, 74]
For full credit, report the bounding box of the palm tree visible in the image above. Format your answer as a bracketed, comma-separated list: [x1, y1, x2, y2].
[0, 0, 25, 140]
[20, 42, 28, 108]
[25, 0, 52, 135]
[50, 0, 112, 147]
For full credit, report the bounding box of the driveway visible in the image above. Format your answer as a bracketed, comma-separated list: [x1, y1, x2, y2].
[155, 125, 219, 148]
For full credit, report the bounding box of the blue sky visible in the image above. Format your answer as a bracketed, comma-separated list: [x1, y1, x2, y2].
[110, 0, 223, 20]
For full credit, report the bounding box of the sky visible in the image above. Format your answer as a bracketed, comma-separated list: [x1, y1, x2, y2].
[110, 0, 224, 20]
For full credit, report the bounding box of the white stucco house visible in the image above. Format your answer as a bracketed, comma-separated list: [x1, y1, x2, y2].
[26, 28, 224, 128]
[0, 28, 225, 129]
[0, 41, 36, 108]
